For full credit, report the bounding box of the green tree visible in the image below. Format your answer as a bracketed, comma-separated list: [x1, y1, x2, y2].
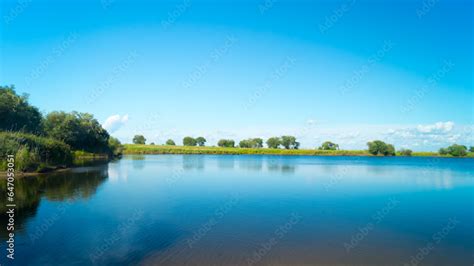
[443, 144, 468, 157]
[218, 139, 235, 147]
[252, 138, 263, 148]
[266, 137, 281, 149]
[239, 138, 264, 148]
[367, 140, 395, 156]
[281, 136, 299, 149]
[150, 142, 155, 145]
[0, 85, 43, 134]
[319, 141, 339, 150]
[44, 111, 110, 152]
[469, 146, 474, 153]
[196, 137, 206, 146]
[108, 137, 124, 157]
[439, 148, 448, 155]
[166, 139, 176, 146]
[399, 148, 413, 156]
[183, 136, 197, 146]
[132, 135, 146, 145]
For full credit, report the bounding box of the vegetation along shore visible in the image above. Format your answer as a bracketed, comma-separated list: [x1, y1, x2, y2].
[1, 85, 473, 173]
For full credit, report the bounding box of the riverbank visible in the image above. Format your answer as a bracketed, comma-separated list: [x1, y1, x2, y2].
[123, 144, 473, 157]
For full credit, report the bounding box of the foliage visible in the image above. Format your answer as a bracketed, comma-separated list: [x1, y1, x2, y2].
[217, 139, 235, 147]
[132, 135, 146, 145]
[281, 136, 299, 149]
[440, 144, 468, 157]
[108, 137, 123, 157]
[196, 137, 206, 146]
[183, 136, 197, 146]
[0, 85, 43, 134]
[44, 111, 110, 153]
[0, 132, 73, 171]
[166, 139, 176, 146]
[469, 146, 474, 153]
[266, 137, 281, 149]
[239, 138, 264, 148]
[367, 140, 396, 156]
[319, 141, 339, 150]
[399, 148, 413, 156]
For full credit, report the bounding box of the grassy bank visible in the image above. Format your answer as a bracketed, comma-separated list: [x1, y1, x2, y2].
[124, 144, 474, 157]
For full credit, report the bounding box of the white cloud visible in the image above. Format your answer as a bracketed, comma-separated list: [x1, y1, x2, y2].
[416, 121, 454, 133]
[103, 114, 129, 133]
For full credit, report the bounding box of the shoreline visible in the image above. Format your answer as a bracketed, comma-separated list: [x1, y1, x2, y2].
[123, 144, 474, 158]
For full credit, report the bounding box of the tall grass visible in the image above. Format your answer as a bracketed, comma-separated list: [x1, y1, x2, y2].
[0, 132, 73, 172]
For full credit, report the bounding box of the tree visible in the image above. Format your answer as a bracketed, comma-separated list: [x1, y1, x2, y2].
[281, 136, 299, 149]
[133, 135, 146, 145]
[150, 142, 155, 145]
[439, 148, 448, 155]
[44, 111, 110, 152]
[166, 139, 176, 146]
[266, 137, 281, 149]
[367, 140, 395, 156]
[196, 137, 206, 146]
[399, 148, 412, 156]
[319, 141, 339, 150]
[442, 144, 468, 157]
[183, 136, 197, 146]
[218, 139, 235, 147]
[469, 146, 474, 153]
[239, 138, 264, 148]
[108, 137, 124, 157]
[0, 85, 43, 134]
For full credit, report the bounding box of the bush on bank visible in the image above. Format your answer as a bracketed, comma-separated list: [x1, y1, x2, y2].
[0, 132, 73, 172]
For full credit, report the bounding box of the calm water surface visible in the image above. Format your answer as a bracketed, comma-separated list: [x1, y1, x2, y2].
[1, 155, 473, 265]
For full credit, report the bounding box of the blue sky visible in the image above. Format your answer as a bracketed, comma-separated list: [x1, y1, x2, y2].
[1, 0, 473, 150]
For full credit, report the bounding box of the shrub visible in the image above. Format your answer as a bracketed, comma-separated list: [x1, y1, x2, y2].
[0, 132, 73, 171]
[108, 137, 123, 157]
[166, 139, 176, 146]
[469, 146, 474, 153]
[399, 148, 412, 156]
[280, 136, 300, 149]
[367, 140, 396, 156]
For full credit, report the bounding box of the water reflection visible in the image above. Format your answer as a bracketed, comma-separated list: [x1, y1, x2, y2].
[0, 165, 109, 240]
[131, 155, 146, 170]
[266, 157, 296, 173]
[183, 155, 204, 170]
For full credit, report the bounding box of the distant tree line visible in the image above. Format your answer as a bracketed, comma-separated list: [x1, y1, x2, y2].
[132, 134, 474, 158]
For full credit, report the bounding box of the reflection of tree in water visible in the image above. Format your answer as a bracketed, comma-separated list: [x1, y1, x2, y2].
[217, 156, 235, 169]
[131, 155, 146, 170]
[0, 165, 108, 240]
[266, 157, 296, 173]
[238, 157, 263, 171]
[182, 155, 204, 170]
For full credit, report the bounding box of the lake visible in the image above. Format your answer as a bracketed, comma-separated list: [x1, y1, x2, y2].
[1, 155, 473, 265]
